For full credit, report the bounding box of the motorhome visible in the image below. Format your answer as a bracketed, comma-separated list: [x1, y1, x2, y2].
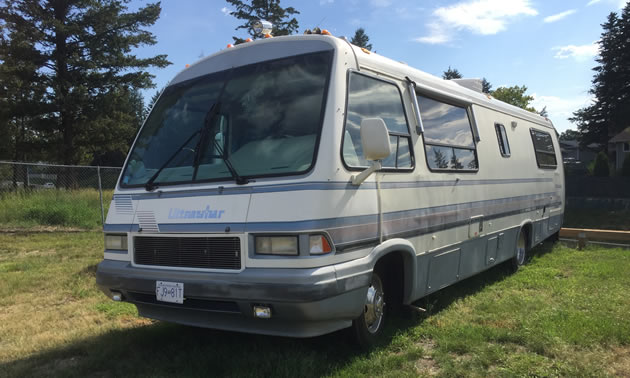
[96, 31, 564, 346]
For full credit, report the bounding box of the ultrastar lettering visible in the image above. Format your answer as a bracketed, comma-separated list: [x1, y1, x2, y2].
[168, 206, 225, 220]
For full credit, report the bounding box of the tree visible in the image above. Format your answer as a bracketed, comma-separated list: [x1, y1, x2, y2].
[538, 106, 548, 118]
[592, 151, 610, 176]
[570, 5, 630, 149]
[442, 66, 462, 80]
[350, 28, 372, 50]
[0, 0, 170, 167]
[481, 78, 492, 94]
[559, 129, 581, 141]
[491, 85, 536, 112]
[226, 0, 299, 44]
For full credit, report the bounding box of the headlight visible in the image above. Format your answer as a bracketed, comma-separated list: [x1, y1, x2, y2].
[255, 236, 298, 255]
[104, 234, 128, 251]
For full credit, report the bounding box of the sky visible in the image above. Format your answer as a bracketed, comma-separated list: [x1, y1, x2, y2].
[129, 0, 630, 133]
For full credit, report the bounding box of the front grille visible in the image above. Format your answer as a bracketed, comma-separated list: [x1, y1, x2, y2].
[133, 236, 241, 270]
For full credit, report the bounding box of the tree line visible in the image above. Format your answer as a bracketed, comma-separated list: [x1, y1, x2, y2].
[6, 0, 622, 169]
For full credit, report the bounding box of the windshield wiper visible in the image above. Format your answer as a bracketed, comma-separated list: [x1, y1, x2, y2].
[212, 137, 250, 185]
[193, 102, 250, 186]
[144, 128, 202, 191]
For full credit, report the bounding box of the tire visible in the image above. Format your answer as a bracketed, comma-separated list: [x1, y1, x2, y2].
[511, 227, 528, 271]
[352, 270, 387, 349]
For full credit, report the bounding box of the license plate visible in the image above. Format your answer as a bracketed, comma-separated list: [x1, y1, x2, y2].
[156, 281, 184, 304]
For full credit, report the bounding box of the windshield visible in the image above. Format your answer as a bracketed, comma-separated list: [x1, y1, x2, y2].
[121, 50, 333, 188]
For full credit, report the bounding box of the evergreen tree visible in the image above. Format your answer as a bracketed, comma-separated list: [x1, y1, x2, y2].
[432, 148, 448, 169]
[481, 78, 492, 94]
[226, 0, 299, 44]
[592, 151, 610, 177]
[442, 66, 462, 80]
[570, 5, 630, 149]
[350, 28, 372, 51]
[0, 0, 170, 166]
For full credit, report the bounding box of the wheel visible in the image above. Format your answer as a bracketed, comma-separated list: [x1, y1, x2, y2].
[352, 270, 386, 349]
[511, 228, 528, 271]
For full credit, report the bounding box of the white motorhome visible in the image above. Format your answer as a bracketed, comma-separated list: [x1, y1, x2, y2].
[96, 32, 564, 346]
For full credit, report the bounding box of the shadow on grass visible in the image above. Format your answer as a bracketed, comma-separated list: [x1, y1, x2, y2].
[2, 242, 557, 377]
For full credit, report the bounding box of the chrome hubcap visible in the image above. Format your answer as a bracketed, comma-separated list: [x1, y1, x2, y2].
[364, 275, 385, 334]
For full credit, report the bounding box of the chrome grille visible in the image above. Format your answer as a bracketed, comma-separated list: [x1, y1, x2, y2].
[133, 236, 241, 270]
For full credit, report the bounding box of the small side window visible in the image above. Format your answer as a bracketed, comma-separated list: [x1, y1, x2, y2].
[530, 129, 557, 169]
[624, 142, 630, 152]
[417, 95, 478, 171]
[342, 72, 414, 170]
[495, 123, 510, 157]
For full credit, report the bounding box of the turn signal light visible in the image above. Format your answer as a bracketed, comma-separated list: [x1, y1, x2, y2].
[309, 235, 332, 255]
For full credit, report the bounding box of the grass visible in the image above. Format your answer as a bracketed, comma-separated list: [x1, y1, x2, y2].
[1, 232, 629, 377]
[564, 207, 630, 231]
[0, 189, 112, 230]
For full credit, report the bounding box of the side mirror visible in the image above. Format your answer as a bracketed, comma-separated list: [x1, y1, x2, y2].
[360, 118, 391, 161]
[351, 118, 391, 186]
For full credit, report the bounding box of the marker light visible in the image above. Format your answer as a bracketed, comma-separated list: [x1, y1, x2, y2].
[309, 235, 332, 255]
[227, 43, 234, 48]
[252, 20, 273, 35]
[185, 64, 190, 68]
[264, 33, 272, 38]
[321, 29, 331, 36]
[245, 38, 253, 42]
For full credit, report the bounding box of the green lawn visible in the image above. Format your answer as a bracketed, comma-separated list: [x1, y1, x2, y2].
[0, 189, 112, 230]
[1, 232, 629, 377]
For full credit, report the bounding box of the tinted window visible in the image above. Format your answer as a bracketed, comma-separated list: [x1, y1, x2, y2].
[343, 73, 413, 169]
[495, 123, 511, 157]
[417, 95, 478, 171]
[120, 51, 332, 187]
[530, 129, 557, 169]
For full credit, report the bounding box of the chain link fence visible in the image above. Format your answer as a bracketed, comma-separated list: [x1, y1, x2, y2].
[0, 161, 122, 230]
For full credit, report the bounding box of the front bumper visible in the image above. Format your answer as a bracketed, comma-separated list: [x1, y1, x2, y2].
[96, 260, 370, 337]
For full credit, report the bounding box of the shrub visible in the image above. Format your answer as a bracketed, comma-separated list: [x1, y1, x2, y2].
[622, 153, 630, 177]
[592, 152, 610, 177]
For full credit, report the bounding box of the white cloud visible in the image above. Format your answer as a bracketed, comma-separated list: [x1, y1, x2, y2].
[320, 0, 334, 5]
[587, 0, 627, 7]
[221, 7, 230, 16]
[544, 9, 576, 23]
[552, 42, 599, 61]
[415, 0, 538, 44]
[531, 94, 594, 132]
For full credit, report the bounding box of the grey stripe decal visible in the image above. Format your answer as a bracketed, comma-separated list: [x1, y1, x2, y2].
[114, 178, 554, 200]
[105, 192, 559, 247]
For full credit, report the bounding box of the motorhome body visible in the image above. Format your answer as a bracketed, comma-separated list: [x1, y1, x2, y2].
[96, 34, 564, 344]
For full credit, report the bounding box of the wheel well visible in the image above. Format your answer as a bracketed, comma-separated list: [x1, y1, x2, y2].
[374, 252, 405, 310]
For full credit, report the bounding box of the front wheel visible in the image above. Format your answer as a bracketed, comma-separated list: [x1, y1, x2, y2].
[352, 271, 387, 349]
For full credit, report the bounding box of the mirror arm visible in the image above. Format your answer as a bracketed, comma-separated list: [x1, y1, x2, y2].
[351, 161, 382, 186]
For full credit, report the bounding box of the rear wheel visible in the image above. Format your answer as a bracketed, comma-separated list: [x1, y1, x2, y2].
[352, 270, 386, 349]
[511, 228, 528, 271]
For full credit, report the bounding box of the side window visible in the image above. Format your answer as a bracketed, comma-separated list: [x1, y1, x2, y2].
[530, 129, 557, 169]
[417, 95, 478, 171]
[342, 72, 413, 169]
[495, 123, 511, 157]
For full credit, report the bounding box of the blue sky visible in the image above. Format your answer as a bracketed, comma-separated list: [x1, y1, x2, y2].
[130, 0, 629, 133]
